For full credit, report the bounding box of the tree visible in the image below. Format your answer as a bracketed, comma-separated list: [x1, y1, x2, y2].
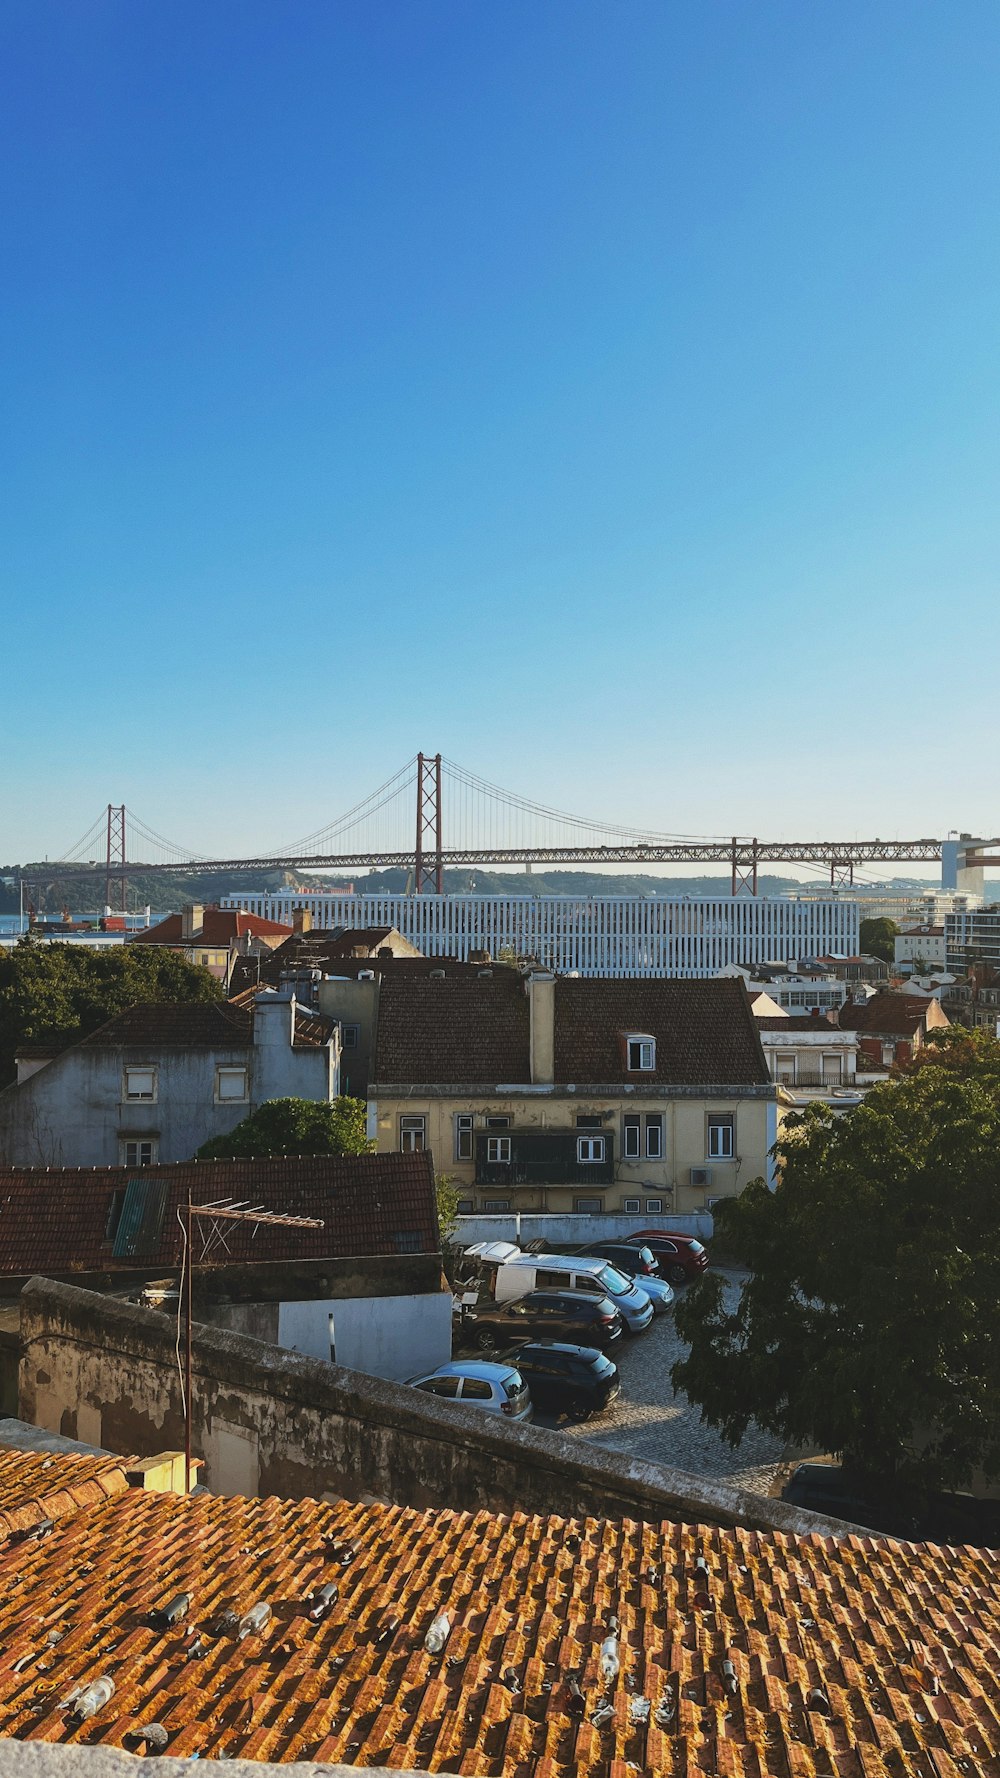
[672, 1037, 1000, 1506]
[0, 939, 222, 1086]
[434, 1173, 461, 1244]
[859, 916, 899, 964]
[196, 1096, 373, 1159]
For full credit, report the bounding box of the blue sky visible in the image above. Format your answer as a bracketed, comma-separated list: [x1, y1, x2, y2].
[2, 1, 999, 864]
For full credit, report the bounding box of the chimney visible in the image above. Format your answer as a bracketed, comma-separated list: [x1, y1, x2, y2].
[181, 904, 204, 940]
[526, 972, 555, 1085]
[292, 908, 313, 934]
[254, 985, 297, 1049]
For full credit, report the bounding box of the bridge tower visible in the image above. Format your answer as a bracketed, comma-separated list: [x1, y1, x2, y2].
[105, 804, 127, 913]
[413, 753, 443, 894]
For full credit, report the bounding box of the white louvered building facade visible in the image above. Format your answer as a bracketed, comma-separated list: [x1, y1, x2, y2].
[220, 892, 859, 979]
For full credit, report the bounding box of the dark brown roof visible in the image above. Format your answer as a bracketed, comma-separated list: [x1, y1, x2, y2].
[229, 936, 476, 998]
[839, 992, 941, 1036]
[0, 1152, 439, 1277]
[756, 1015, 843, 1032]
[372, 973, 770, 1087]
[76, 999, 332, 1050]
[81, 1003, 253, 1047]
[374, 970, 529, 1083]
[553, 978, 770, 1085]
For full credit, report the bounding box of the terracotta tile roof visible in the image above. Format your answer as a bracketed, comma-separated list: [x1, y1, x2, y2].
[129, 910, 292, 947]
[0, 1447, 129, 1540]
[0, 1475, 996, 1770]
[839, 992, 942, 1036]
[553, 979, 771, 1085]
[127, 914, 184, 945]
[0, 1152, 439, 1277]
[80, 1003, 253, 1048]
[374, 970, 530, 1084]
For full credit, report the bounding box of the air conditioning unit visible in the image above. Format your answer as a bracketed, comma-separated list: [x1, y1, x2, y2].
[689, 1167, 712, 1187]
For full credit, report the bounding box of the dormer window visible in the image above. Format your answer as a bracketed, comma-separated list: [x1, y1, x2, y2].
[627, 1035, 655, 1072]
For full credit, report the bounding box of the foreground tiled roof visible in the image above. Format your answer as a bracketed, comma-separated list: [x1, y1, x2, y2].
[229, 940, 478, 998]
[553, 979, 771, 1085]
[375, 970, 530, 1084]
[839, 992, 945, 1036]
[0, 1461, 996, 1772]
[0, 1152, 439, 1276]
[0, 1448, 128, 1540]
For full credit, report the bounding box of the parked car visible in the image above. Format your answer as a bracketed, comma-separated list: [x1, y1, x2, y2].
[625, 1231, 709, 1285]
[577, 1242, 674, 1312]
[783, 1462, 1000, 1546]
[506, 1343, 620, 1419]
[406, 1360, 533, 1421]
[462, 1244, 655, 1336]
[456, 1289, 624, 1352]
[580, 1240, 660, 1278]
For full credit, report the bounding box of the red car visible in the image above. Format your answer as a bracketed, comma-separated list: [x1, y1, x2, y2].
[625, 1232, 709, 1285]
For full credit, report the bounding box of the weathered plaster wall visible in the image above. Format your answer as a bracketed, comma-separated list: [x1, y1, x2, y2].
[18, 1276, 860, 1536]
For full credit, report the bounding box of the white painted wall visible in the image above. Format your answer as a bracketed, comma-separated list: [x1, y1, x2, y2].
[452, 1210, 714, 1247]
[277, 1293, 452, 1383]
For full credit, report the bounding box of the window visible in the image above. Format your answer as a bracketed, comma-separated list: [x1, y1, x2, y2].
[627, 1036, 656, 1071]
[456, 1198, 474, 1215]
[707, 1115, 735, 1160]
[645, 1115, 663, 1159]
[120, 1139, 156, 1168]
[400, 1115, 426, 1152]
[483, 1197, 511, 1211]
[417, 1376, 460, 1399]
[822, 1054, 843, 1084]
[623, 1115, 641, 1159]
[460, 1377, 492, 1401]
[123, 1067, 156, 1102]
[487, 1135, 511, 1164]
[215, 1066, 248, 1102]
[576, 1115, 602, 1129]
[455, 1114, 474, 1162]
[774, 1053, 797, 1082]
[577, 1136, 605, 1164]
[485, 1116, 510, 1129]
[342, 1024, 360, 1051]
[645, 1197, 663, 1214]
[881, 1044, 895, 1066]
[623, 1197, 641, 1214]
[574, 1196, 604, 1213]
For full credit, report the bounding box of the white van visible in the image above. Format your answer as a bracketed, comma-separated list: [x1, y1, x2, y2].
[462, 1242, 654, 1335]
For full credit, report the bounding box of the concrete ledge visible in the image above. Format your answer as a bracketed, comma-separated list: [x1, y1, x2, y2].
[0, 1745, 414, 1778]
[19, 1275, 865, 1538]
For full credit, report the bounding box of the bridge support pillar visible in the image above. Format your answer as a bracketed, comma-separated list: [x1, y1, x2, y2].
[730, 838, 759, 896]
[414, 753, 443, 895]
[105, 804, 127, 914]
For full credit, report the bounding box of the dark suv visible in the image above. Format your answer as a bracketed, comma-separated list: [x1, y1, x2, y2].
[506, 1343, 620, 1419]
[456, 1290, 624, 1353]
[580, 1241, 660, 1279]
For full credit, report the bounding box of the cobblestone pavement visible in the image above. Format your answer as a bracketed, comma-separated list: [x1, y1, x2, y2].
[536, 1268, 786, 1497]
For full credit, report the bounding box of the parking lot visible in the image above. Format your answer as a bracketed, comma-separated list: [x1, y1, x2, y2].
[531, 1268, 786, 1496]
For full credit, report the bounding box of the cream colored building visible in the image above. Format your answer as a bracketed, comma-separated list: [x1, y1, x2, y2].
[368, 968, 779, 1218]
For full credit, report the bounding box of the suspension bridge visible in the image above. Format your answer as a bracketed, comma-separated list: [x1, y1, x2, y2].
[21, 753, 998, 910]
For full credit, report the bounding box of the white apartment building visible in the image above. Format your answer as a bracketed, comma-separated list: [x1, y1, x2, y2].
[894, 926, 947, 972]
[220, 892, 860, 979]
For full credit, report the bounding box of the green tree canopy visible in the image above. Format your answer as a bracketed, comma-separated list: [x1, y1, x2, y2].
[0, 938, 222, 1086]
[859, 916, 899, 964]
[672, 1030, 1000, 1504]
[196, 1096, 372, 1160]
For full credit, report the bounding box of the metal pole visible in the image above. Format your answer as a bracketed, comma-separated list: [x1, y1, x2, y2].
[184, 1190, 193, 1494]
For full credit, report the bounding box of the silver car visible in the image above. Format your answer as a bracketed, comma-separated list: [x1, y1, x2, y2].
[406, 1360, 534, 1421]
